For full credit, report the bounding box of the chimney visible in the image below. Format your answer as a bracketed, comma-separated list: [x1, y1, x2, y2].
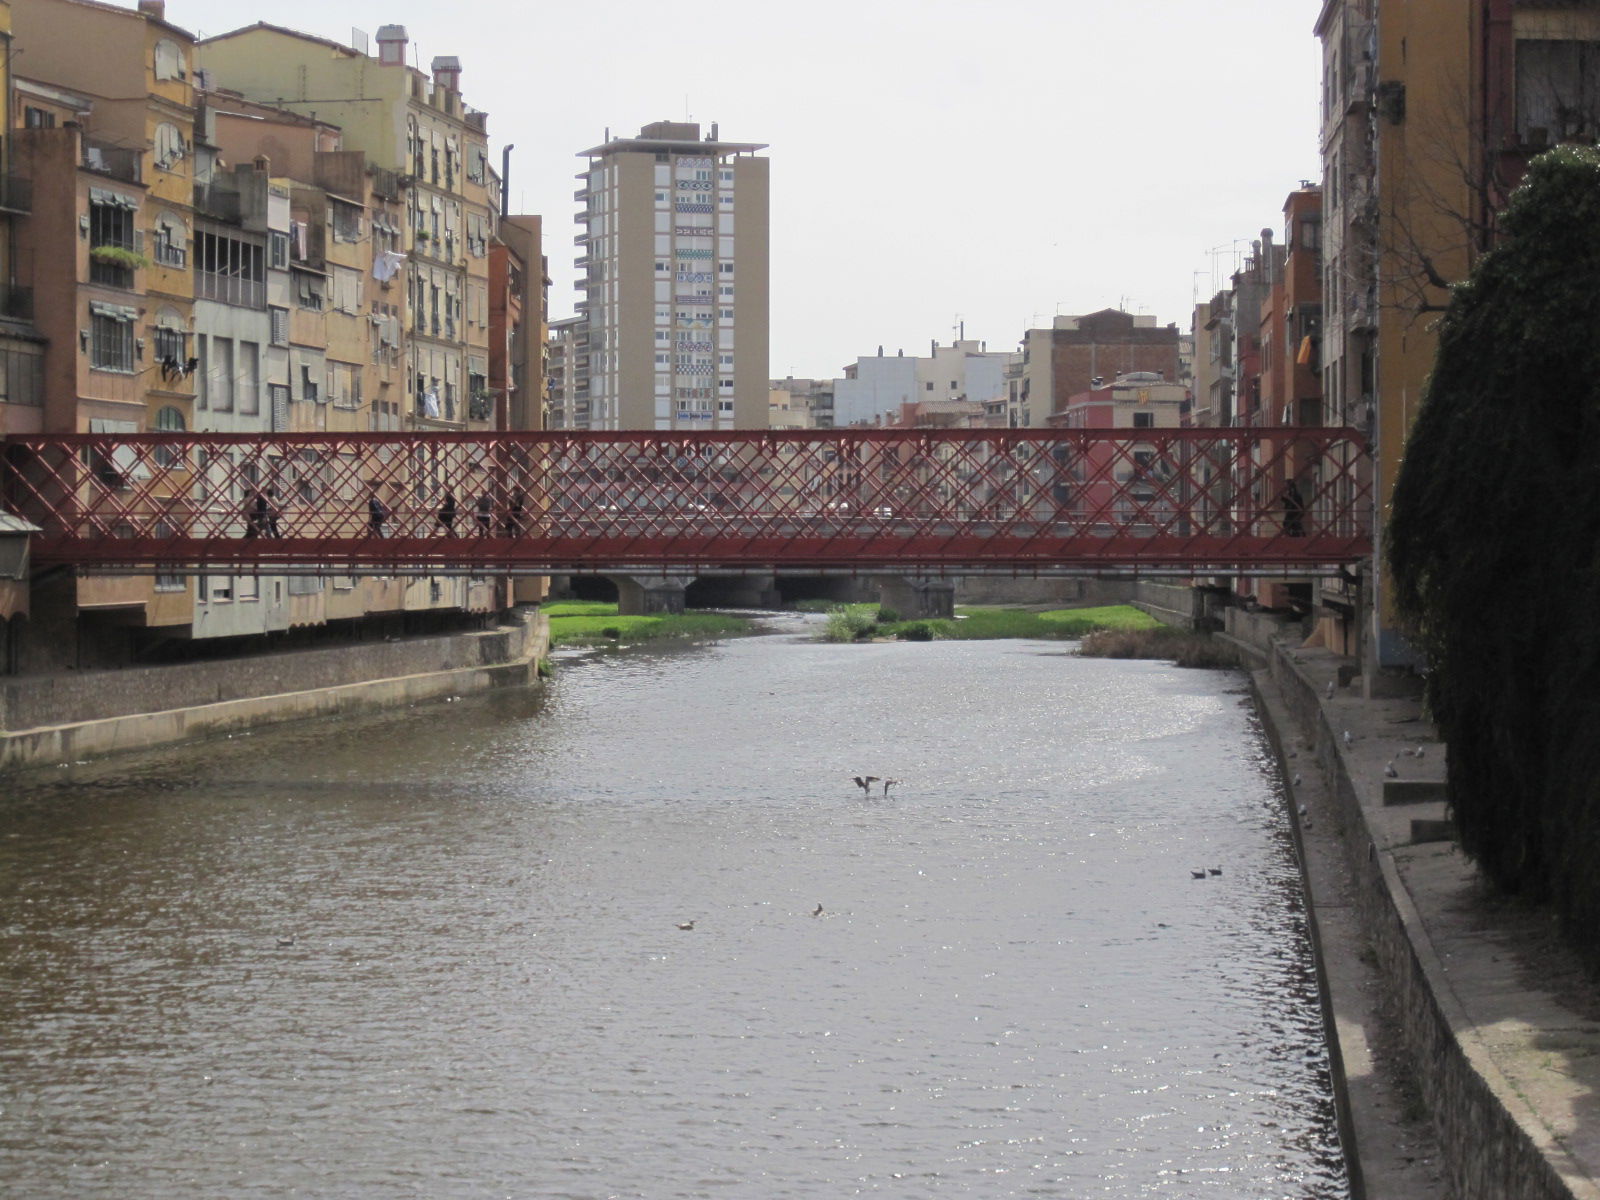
[375, 25, 408, 67]
[137, 0, 165, 19]
[432, 56, 462, 92]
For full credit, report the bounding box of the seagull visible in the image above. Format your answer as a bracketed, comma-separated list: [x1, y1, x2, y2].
[811, 903, 823, 917]
[1298, 804, 1309, 819]
[882, 778, 900, 795]
[1208, 867, 1222, 876]
[1384, 759, 1399, 778]
[275, 934, 296, 948]
[1191, 869, 1207, 880]
[853, 775, 880, 794]
[1326, 680, 1336, 699]
[676, 920, 696, 931]
[1415, 745, 1426, 758]
[1342, 730, 1353, 748]
[1293, 772, 1302, 787]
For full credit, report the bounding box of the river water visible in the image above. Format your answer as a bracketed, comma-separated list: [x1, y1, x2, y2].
[0, 615, 1347, 1198]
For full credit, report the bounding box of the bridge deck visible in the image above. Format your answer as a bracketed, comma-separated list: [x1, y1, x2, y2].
[2, 428, 1372, 575]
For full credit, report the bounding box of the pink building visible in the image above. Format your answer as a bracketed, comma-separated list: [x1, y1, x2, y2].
[1054, 373, 1189, 531]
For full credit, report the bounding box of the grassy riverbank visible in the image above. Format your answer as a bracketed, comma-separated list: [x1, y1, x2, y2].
[811, 602, 1237, 667]
[543, 601, 750, 648]
[814, 602, 1162, 643]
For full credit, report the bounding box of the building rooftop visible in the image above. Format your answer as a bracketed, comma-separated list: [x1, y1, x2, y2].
[578, 121, 766, 158]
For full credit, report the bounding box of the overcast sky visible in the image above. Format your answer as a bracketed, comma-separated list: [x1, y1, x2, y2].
[180, 1, 1321, 380]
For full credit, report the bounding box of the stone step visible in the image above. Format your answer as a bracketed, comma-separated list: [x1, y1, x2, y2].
[1410, 816, 1456, 845]
[1383, 778, 1446, 806]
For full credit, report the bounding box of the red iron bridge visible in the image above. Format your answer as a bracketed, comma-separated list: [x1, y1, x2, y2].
[1, 428, 1371, 577]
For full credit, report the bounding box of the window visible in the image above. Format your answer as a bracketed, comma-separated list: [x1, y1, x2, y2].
[269, 384, 290, 431]
[301, 363, 320, 403]
[153, 38, 186, 81]
[196, 230, 265, 307]
[153, 123, 185, 170]
[0, 341, 43, 406]
[269, 231, 289, 270]
[153, 316, 185, 374]
[238, 342, 260, 415]
[295, 273, 324, 311]
[152, 214, 187, 267]
[1132, 411, 1155, 429]
[89, 195, 138, 288]
[1517, 39, 1600, 145]
[153, 405, 185, 468]
[719, 262, 734, 274]
[23, 106, 54, 129]
[331, 199, 362, 243]
[210, 337, 234, 411]
[270, 306, 289, 346]
[89, 304, 136, 373]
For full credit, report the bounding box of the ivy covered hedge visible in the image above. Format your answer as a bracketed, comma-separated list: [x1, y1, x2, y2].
[1387, 146, 1600, 958]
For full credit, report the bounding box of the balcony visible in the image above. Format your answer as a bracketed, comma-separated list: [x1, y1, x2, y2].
[83, 141, 142, 184]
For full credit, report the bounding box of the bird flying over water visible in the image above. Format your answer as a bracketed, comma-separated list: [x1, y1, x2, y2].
[882, 778, 900, 795]
[853, 775, 880, 794]
[812, 903, 823, 917]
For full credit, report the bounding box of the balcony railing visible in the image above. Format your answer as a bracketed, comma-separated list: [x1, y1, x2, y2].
[196, 270, 266, 309]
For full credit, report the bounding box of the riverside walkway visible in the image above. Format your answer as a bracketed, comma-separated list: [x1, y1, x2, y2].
[1251, 620, 1600, 1200]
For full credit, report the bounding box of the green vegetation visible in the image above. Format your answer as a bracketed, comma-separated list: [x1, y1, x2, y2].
[1387, 145, 1600, 958]
[816, 602, 1163, 643]
[542, 600, 749, 647]
[90, 245, 151, 270]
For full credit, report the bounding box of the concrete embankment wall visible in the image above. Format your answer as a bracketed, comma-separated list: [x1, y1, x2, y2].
[0, 609, 548, 772]
[1229, 609, 1595, 1200]
[1130, 579, 1204, 628]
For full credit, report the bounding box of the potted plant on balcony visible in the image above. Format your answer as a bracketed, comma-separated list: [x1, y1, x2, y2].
[90, 245, 151, 271]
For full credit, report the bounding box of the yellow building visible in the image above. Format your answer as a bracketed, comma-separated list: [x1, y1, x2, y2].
[198, 22, 496, 434]
[1318, 0, 1600, 674]
[7, 0, 198, 654]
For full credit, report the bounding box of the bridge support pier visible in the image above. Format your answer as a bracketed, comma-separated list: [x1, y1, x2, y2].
[609, 574, 697, 616]
[876, 576, 957, 620]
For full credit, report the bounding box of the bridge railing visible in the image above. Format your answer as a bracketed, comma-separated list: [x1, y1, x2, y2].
[1, 428, 1372, 574]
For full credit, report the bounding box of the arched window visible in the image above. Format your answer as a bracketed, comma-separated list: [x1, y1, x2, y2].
[154, 123, 186, 170]
[153, 39, 185, 82]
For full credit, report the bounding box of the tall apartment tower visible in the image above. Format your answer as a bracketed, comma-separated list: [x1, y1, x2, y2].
[574, 122, 769, 430]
